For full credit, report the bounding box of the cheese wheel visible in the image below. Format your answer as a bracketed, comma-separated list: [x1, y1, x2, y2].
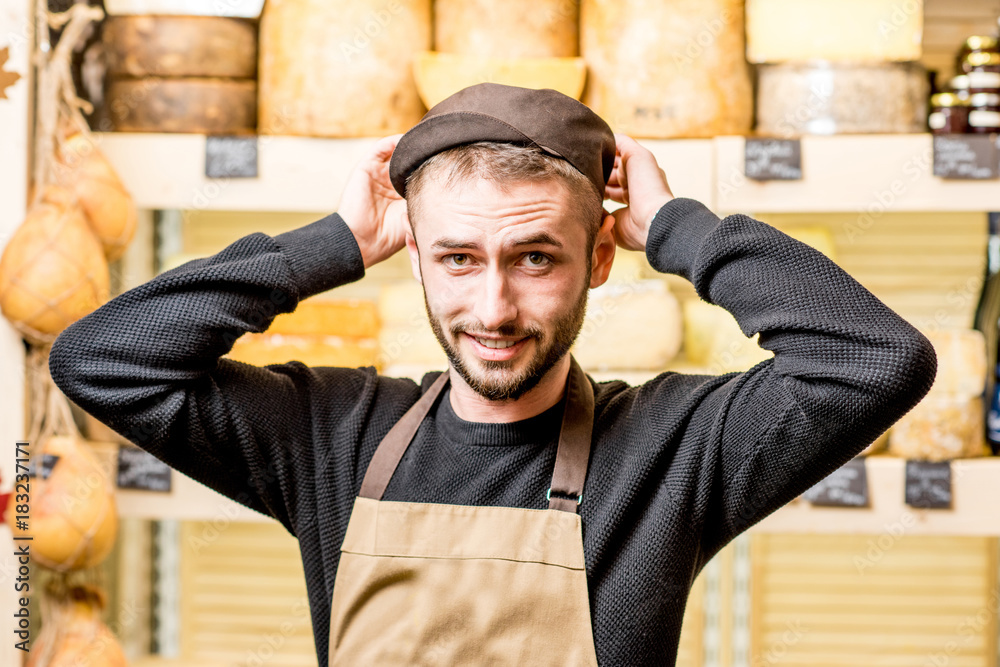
[920, 328, 985, 398]
[268, 299, 379, 338]
[378, 281, 427, 326]
[102, 15, 257, 78]
[413, 52, 587, 109]
[107, 78, 257, 134]
[756, 62, 929, 137]
[103, 0, 264, 17]
[888, 393, 988, 461]
[581, 0, 752, 138]
[434, 0, 578, 58]
[259, 0, 430, 136]
[746, 0, 923, 64]
[227, 334, 380, 369]
[571, 280, 682, 371]
[379, 322, 449, 367]
[682, 300, 773, 373]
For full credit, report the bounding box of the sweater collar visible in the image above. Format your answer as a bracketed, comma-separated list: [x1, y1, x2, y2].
[434, 385, 566, 447]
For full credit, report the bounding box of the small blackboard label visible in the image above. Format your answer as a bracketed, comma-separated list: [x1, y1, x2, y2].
[745, 138, 803, 181]
[27, 454, 60, 480]
[802, 457, 869, 507]
[932, 134, 999, 180]
[904, 460, 952, 509]
[206, 135, 258, 178]
[116, 446, 172, 493]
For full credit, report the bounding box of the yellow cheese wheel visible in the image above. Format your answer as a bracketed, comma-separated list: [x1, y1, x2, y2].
[571, 280, 683, 371]
[921, 328, 986, 399]
[434, 0, 578, 58]
[227, 334, 379, 369]
[268, 299, 379, 338]
[581, 0, 752, 138]
[888, 394, 988, 461]
[413, 51, 587, 109]
[258, 0, 430, 136]
[746, 0, 923, 64]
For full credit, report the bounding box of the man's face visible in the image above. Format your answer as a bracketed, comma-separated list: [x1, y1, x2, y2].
[406, 174, 594, 402]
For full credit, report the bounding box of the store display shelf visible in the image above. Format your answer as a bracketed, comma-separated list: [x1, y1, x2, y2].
[115, 445, 1000, 536]
[715, 134, 1000, 214]
[752, 455, 1000, 536]
[93, 132, 715, 212]
[95, 132, 1000, 215]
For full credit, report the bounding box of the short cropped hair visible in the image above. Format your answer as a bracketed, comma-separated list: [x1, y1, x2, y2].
[404, 141, 605, 256]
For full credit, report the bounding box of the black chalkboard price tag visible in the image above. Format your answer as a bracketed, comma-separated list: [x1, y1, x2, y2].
[116, 446, 172, 493]
[802, 456, 869, 507]
[27, 454, 60, 480]
[205, 135, 258, 179]
[932, 134, 999, 180]
[745, 138, 803, 181]
[904, 460, 952, 509]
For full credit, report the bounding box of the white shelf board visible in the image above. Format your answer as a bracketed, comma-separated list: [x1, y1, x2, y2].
[116, 443, 1000, 536]
[94, 133, 716, 213]
[751, 455, 1000, 536]
[716, 134, 1000, 214]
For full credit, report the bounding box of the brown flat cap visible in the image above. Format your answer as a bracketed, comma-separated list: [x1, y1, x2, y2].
[389, 82, 616, 199]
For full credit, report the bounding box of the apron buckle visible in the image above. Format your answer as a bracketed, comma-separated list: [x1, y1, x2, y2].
[546, 487, 582, 505]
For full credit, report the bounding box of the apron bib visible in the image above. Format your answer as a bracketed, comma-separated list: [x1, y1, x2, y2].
[328, 355, 600, 666]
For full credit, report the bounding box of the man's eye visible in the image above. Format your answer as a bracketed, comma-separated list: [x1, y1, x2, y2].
[525, 252, 550, 266]
[446, 254, 469, 266]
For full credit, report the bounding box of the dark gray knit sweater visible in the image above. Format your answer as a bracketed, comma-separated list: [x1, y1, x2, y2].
[48, 197, 937, 666]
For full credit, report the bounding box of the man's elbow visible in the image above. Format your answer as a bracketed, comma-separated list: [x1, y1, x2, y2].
[886, 328, 938, 415]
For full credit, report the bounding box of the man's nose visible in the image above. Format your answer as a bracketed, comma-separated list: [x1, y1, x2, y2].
[473, 265, 518, 331]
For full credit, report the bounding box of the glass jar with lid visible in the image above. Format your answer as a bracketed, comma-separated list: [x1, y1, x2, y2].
[958, 35, 999, 72]
[968, 90, 1000, 133]
[929, 92, 971, 134]
[966, 51, 1000, 93]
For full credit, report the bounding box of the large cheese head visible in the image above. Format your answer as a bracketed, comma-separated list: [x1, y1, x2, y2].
[746, 0, 923, 63]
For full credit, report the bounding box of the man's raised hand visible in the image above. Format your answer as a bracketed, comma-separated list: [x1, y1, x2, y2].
[605, 134, 674, 252]
[338, 134, 410, 270]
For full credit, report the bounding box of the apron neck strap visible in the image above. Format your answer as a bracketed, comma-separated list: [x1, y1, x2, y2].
[358, 356, 595, 514]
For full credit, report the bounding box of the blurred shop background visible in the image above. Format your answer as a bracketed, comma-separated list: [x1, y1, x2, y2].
[2, 0, 1000, 665]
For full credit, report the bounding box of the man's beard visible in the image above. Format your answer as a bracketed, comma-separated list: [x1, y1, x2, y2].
[424, 278, 589, 402]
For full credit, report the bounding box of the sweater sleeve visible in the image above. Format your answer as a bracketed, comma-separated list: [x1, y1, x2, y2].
[643, 198, 938, 565]
[47, 212, 369, 535]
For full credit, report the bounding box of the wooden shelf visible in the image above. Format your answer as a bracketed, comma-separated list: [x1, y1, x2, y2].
[96, 132, 1000, 215]
[93, 133, 717, 212]
[716, 134, 1000, 214]
[93, 133, 715, 212]
[114, 446, 1000, 536]
[752, 455, 1000, 536]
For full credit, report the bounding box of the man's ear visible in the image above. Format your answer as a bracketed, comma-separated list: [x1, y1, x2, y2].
[590, 212, 617, 289]
[404, 212, 422, 285]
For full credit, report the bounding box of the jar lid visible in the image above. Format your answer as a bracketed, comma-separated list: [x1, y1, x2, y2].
[964, 35, 999, 51]
[932, 92, 971, 107]
[966, 51, 1000, 68]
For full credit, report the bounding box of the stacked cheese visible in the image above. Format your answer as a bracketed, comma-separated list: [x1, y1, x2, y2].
[888, 328, 989, 461]
[225, 299, 381, 370]
[101, 14, 258, 134]
[414, 0, 585, 109]
[747, 0, 928, 136]
[581, 0, 753, 138]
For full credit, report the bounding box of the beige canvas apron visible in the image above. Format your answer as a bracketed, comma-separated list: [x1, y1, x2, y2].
[328, 355, 601, 666]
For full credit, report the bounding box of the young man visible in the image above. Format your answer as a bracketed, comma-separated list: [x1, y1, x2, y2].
[49, 83, 937, 666]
